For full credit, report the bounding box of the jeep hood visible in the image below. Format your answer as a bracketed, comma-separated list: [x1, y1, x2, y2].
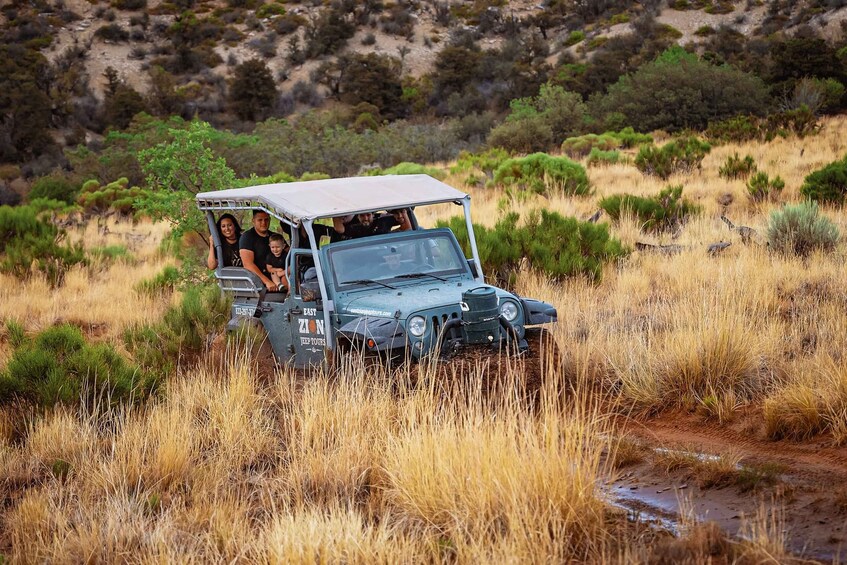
[338, 282, 509, 320]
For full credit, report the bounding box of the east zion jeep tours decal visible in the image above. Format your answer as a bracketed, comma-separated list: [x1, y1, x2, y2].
[298, 307, 326, 349]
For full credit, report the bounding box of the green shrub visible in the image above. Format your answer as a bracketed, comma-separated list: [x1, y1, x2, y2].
[707, 109, 820, 144]
[705, 115, 761, 143]
[77, 177, 151, 216]
[747, 172, 785, 202]
[488, 85, 589, 153]
[561, 128, 652, 158]
[366, 162, 446, 180]
[767, 202, 839, 257]
[561, 133, 619, 158]
[599, 185, 699, 233]
[718, 153, 757, 180]
[486, 117, 554, 154]
[112, 0, 147, 8]
[256, 2, 285, 18]
[0, 324, 155, 408]
[235, 171, 297, 187]
[439, 210, 628, 286]
[634, 137, 711, 180]
[587, 148, 622, 166]
[564, 30, 585, 46]
[298, 172, 330, 181]
[800, 157, 847, 205]
[493, 153, 590, 196]
[591, 46, 770, 132]
[94, 23, 130, 41]
[28, 174, 79, 204]
[135, 265, 180, 296]
[0, 203, 85, 287]
[451, 148, 511, 178]
[124, 285, 230, 372]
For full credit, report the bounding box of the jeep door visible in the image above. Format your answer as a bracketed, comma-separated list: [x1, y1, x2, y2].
[288, 250, 328, 368]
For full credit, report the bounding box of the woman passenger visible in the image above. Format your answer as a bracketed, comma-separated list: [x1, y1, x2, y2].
[207, 213, 243, 269]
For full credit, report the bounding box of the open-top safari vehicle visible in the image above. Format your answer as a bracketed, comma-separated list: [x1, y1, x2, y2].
[197, 175, 557, 369]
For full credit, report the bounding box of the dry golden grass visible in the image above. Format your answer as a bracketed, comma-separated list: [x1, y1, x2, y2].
[0, 218, 174, 342]
[432, 116, 847, 431]
[3, 117, 847, 561]
[2, 351, 616, 562]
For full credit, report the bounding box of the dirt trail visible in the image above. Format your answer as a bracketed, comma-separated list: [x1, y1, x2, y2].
[624, 409, 847, 483]
[612, 409, 847, 562]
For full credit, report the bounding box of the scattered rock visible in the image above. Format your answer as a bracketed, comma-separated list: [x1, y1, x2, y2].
[707, 241, 731, 255]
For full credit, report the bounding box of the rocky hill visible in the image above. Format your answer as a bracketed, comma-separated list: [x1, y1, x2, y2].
[1, 0, 847, 186]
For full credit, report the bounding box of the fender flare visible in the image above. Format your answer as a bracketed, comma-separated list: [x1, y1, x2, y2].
[337, 317, 406, 352]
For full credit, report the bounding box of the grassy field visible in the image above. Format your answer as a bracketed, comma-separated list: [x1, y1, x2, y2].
[3, 117, 847, 562]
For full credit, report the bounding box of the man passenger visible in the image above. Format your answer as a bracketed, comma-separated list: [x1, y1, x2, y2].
[239, 210, 279, 291]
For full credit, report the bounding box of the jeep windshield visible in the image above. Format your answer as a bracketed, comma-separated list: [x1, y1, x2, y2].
[329, 231, 469, 289]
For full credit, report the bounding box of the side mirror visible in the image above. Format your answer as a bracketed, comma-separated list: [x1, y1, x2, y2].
[467, 259, 479, 278]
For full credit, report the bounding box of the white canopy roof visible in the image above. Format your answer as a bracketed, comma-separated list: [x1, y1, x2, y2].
[196, 174, 468, 224]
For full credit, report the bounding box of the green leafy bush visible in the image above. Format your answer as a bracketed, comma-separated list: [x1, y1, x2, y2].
[747, 172, 785, 203]
[493, 153, 590, 196]
[124, 285, 230, 373]
[591, 46, 770, 132]
[586, 148, 622, 166]
[718, 153, 757, 180]
[94, 23, 130, 42]
[705, 115, 761, 143]
[767, 202, 839, 257]
[76, 177, 151, 216]
[557, 128, 646, 163]
[706, 108, 820, 144]
[486, 117, 553, 154]
[634, 137, 711, 180]
[439, 210, 628, 285]
[28, 174, 79, 204]
[599, 185, 699, 232]
[451, 148, 510, 178]
[256, 2, 285, 18]
[0, 323, 155, 408]
[0, 203, 85, 287]
[487, 84, 589, 153]
[800, 157, 847, 205]
[366, 162, 446, 180]
[564, 30, 585, 46]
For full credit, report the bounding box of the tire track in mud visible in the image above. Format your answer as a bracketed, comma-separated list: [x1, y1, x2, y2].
[621, 409, 847, 483]
[611, 409, 847, 562]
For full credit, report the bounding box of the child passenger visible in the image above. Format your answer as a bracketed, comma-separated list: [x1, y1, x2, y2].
[265, 234, 290, 292]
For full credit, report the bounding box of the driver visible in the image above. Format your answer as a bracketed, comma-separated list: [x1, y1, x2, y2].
[338, 209, 412, 239]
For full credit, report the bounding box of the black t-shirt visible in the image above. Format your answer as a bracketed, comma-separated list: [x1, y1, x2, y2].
[239, 228, 277, 276]
[343, 214, 399, 239]
[219, 239, 242, 268]
[265, 250, 288, 270]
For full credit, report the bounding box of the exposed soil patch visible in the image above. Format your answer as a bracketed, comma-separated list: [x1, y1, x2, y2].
[610, 409, 847, 561]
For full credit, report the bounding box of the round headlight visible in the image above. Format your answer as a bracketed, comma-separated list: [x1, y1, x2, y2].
[408, 315, 426, 337]
[500, 300, 519, 322]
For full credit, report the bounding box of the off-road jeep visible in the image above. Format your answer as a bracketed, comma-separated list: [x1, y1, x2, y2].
[197, 175, 557, 368]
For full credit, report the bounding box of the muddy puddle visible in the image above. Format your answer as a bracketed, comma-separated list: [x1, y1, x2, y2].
[603, 447, 847, 562]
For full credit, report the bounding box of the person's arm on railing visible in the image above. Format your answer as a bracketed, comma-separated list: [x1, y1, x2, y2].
[240, 248, 278, 291]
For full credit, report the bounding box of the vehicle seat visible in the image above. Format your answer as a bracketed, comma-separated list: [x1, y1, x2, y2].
[300, 267, 320, 302]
